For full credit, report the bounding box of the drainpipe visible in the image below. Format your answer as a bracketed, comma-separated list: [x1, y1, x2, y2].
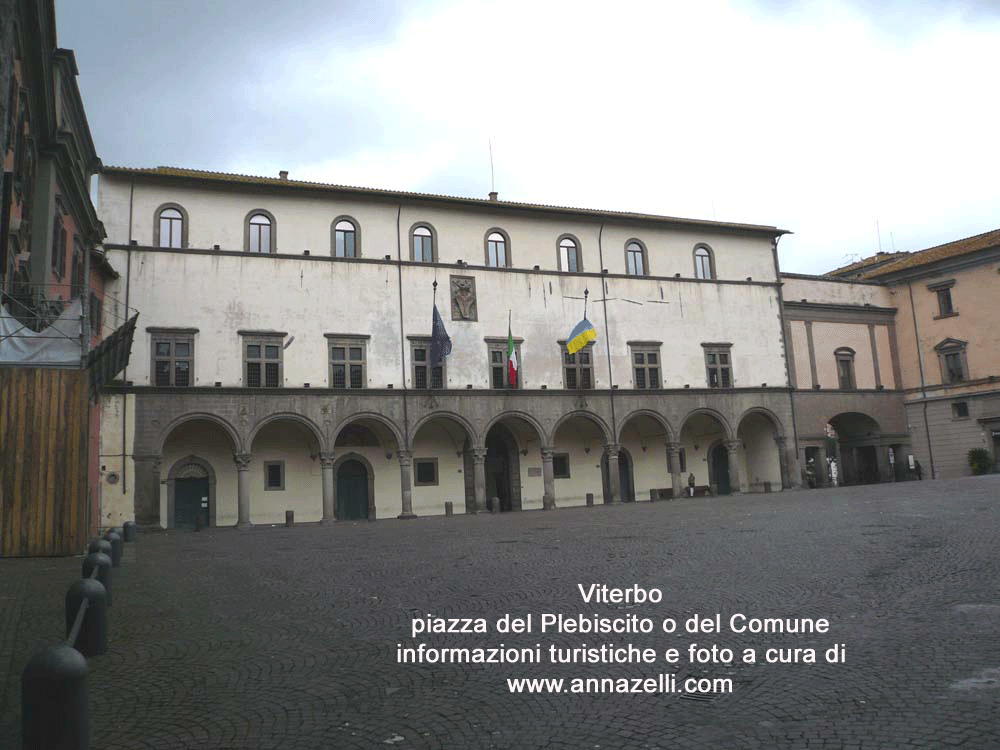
[596, 221, 616, 442]
[121, 178, 134, 495]
[771, 235, 799, 487]
[907, 281, 935, 478]
[395, 203, 409, 444]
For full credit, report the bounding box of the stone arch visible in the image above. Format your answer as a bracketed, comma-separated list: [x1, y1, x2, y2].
[616, 408, 674, 444]
[332, 451, 376, 520]
[548, 410, 613, 447]
[736, 407, 788, 492]
[678, 407, 734, 440]
[248, 412, 326, 454]
[156, 412, 242, 455]
[483, 410, 546, 447]
[410, 410, 479, 450]
[332, 411, 404, 451]
[166, 455, 217, 529]
[736, 406, 785, 439]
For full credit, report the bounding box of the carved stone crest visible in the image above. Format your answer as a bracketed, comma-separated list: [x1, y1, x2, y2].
[450, 275, 478, 321]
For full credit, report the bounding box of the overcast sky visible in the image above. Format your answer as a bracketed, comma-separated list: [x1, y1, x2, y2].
[57, 0, 1000, 274]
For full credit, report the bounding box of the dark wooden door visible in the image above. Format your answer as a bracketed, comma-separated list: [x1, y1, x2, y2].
[337, 460, 369, 520]
[175, 477, 209, 529]
[711, 444, 731, 495]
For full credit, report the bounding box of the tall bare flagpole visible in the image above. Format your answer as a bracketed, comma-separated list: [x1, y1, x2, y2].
[489, 138, 495, 193]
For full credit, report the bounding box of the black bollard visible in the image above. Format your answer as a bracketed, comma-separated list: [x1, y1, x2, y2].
[122, 521, 137, 542]
[586, 492, 594, 507]
[103, 532, 123, 568]
[102, 527, 121, 540]
[65, 578, 108, 658]
[444, 501, 453, 517]
[490, 497, 500, 514]
[21, 642, 89, 750]
[86, 538, 111, 557]
[82, 552, 113, 607]
[285, 510, 294, 527]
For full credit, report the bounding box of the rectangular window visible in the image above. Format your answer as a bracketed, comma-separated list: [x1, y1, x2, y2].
[678, 448, 687, 473]
[489, 342, 520, 389]
[936, 287, 954, 317]
[50, 218, 66, 277]
[836, 357, 856, 390]
[329, 338, 366, 388]
[552, 453, 570, 478]
[944, 352, 965, 383]
[264, 461, 284, 490]
[71, 238, 85, 297]
[563, 344, 593, 389]
[952, 401, 969, 418]
[414, 458, 438, 486]
[704, 344, 733, 388]
[151, 333, 194, 386]
[412, 342, 445, 389]
[631, 345, 661, 389]
[244, 336, 283, 388]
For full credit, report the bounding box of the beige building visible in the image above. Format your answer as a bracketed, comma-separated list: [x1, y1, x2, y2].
[828, 229, 1000, 478]
[95, 166, 802, 530]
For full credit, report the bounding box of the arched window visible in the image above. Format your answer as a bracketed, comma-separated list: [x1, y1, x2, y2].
[694, 244, 715, 279]
[246, 211, 274, 253]
[411, 224, 435, 263]
[158, 208, 183, 248]
[486, 230, 508, 267]
[558, 235, 581, 272]
[333, 218, 358, 258]
[625, 240, 647, 276]
[834, 347, 856, 390]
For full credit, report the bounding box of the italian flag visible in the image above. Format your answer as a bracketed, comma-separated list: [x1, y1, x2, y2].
[507, 317, 518, 388]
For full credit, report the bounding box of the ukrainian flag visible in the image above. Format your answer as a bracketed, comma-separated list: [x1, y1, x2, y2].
[566, 317, 597, 355]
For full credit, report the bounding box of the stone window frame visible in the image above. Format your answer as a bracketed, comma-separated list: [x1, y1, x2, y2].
[485, 336, 523, 389]
[263, 461, 285, 491]
[834, 347, 856, 390]
[409, 222, 438, 263]
[149, 327, 197, 387]
[484, 227, 512, 268]
[702, 342, 734, 388]
[70, 236, 85, 298]
[89, 292, 102, 336]
[552, 453, 570, 479]
[628, 341, 662, 389]
[244, 209, 277, 254]
[951, 401, 970, 419]
[326, 333, 369, 389]
[241, 331, 285, 388]
[934, 338, 969, 384]
[331, 215, 360, 258]
[413, 457, 439, 486]
[153, 202, 189, 249]
[559, 341, 595, 390]
[927, 279, 957, 319]
[409, 337, 446, 389]
[624, 238, 648, 276]
[557, 234, 582, 273]
[693, 243, 716, 280]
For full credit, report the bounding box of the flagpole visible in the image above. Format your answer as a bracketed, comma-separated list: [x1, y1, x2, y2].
[583, 288, 589, 320]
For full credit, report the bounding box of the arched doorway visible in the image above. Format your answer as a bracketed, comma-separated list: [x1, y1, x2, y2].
[737, 410, 785, 492]
[602, 448, 635, 503]
[170, 459, 212, 529]
[710, 443, 731, 495]
[550, 412, 612, 507]
[337, 459, 369, 520]
[485, 423, 520, 512]
[829, 412, 883, 485]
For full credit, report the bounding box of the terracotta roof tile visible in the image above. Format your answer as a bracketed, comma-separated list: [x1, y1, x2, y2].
[859, 227, 1000, 279]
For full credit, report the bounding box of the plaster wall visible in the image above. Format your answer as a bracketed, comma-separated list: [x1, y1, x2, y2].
[99, 175, 780, 282]
[781, 276, 891, 307]
[811, 322, 877, 389]
[97, 392, 136, 527]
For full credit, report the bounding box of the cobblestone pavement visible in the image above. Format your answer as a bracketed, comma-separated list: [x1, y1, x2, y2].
[3, 476, 1000, 749]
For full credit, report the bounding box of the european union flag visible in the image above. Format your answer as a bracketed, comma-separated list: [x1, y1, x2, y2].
[430, 304, 452, 367]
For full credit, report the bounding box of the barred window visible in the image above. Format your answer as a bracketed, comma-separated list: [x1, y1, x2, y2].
[244, 337, 283, 387]
[835, 347, 856, 390]
[563, 344, 594, 389]
[264, 461, 284, 490]
[151, 334, 194, 387]
[412, 342, 445, 389]
[488, 342, 520, 389]
[703, 344, 733, 388]
[630, 345, 661, 389]
[329, 338, 366, 388]
[553, 453, 570, 478]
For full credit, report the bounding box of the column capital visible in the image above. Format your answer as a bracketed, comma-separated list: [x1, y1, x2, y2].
[540, 446, 555, 460]
[318, 451, 335, 468]
[604, 443, 621, 455]
[724, 440, 741, 453]
[397, 449, 413, 466]
[472, 448, 487, 463]
[666, 441, 681, 456]
[774, 435, 787, 447]
[233, 452, 252, 471]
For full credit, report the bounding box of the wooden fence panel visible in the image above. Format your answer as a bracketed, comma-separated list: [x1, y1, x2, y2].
[0, 367, 88, 556]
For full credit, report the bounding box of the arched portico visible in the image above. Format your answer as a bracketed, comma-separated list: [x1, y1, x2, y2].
[618, 410, 674, 500]
[483, 411, 548, 511]
[247, 416, 324, 526]
[736, 409, 789, 492]
[332, 452, 376, 521]
[332, 416, 402, 521]
[411, 413, 475, 516]
[551, 412, 612, 507]
[828, 412, 887, 486]
[680, 409, 736, 495]
[165, 455, 216, 529]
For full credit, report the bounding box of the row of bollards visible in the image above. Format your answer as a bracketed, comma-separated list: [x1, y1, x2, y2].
[21, 521, 137, 750]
